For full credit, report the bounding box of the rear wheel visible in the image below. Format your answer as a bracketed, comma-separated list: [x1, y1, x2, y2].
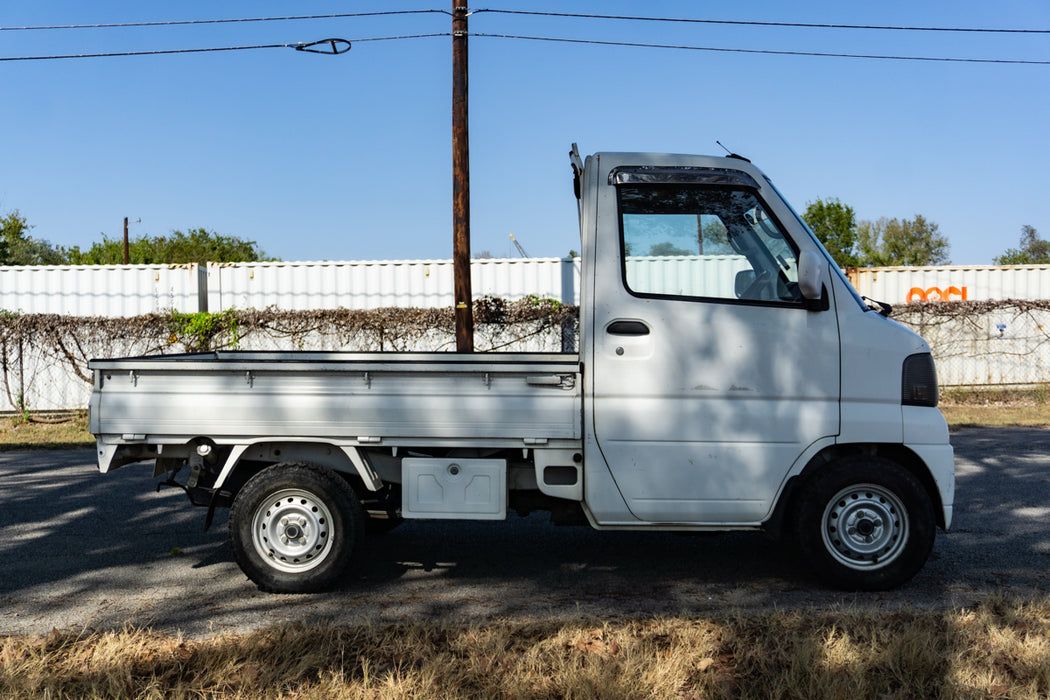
[229, 462, 364, 593]
[795, 456, 935, 591]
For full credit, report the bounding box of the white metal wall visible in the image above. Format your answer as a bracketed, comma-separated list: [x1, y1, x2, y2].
[848, 265, 1050, 305]
[625, 255, 750, 297]
[7, 262, 1050, 318]
[0, 259, 581, 316]
[0, 264, 205, 315]
[207, 258, 581, 311]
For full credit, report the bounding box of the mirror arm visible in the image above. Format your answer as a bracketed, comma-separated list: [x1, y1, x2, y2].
[803, 285, 830, 311]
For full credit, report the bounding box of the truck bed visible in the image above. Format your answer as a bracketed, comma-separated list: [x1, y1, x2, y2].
[89, 351, 582, 462]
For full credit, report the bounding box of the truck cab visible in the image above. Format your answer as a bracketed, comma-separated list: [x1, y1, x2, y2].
[577, 150, 953, 589]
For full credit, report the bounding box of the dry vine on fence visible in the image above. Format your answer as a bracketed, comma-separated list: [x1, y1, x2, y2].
[0, 298, 578, 412]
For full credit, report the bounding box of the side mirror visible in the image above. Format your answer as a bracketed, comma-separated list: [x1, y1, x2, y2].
[734, 270, 756, 298]
[797, 250, 829, 311]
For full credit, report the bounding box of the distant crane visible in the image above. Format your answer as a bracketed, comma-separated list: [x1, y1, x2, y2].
[508, 233, 530, 258]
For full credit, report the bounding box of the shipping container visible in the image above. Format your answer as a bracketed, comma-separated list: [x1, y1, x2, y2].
[0, 264, 205, 316]
[848, 265, 1050, 306]
[206, 258, 581, 311]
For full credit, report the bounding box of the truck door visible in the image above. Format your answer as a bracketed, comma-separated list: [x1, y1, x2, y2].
[589, 158, 840, 523]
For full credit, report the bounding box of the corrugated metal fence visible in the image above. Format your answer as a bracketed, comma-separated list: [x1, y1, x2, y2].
[208, 258, 581, 311]
[0, 258, 581, 316]
[0, 264, 206, 316]
[7, 260, 1046, 317]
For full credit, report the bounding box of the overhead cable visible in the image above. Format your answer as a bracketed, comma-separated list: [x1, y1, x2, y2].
[476, 9, 1050, 34]
[473, 33, 1050, 65]
[0, 34, 445, 62]
[0, 10, 448, 32]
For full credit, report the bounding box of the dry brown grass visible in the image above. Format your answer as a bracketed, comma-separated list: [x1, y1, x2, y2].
[0, 411, 94, 451]
[940, 386, 1050, 429]
[3, 597, 1050, 699]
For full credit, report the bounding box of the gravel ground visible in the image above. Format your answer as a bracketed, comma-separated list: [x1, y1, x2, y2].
[1, 427, 1047, 638]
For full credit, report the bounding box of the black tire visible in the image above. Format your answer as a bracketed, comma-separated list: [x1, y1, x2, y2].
[229, 462, 364, 593]
[794, 456, 935, 591]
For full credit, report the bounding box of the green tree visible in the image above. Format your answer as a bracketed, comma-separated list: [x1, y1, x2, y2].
[66, 228, 273, 264]
[994, 225, 1049, 265]
[802, 198, 859, 267]
[1, 210, 69, 265]
[648, 241, 692, 256]
[856, 215, 950, 266]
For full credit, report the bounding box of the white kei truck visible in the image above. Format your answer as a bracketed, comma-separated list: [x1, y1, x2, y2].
[88, 148, 954, 594]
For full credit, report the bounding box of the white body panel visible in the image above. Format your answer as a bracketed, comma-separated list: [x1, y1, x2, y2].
[90, 352, 581, 454]
[582, 153, 840, 524]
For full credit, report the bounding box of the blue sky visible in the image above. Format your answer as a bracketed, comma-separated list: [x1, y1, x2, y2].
[1, 1, 1047, 264]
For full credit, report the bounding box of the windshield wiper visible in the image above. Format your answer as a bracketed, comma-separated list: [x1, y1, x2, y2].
[862, 296, 893, 316]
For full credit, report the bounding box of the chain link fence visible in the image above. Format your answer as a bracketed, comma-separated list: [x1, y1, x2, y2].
[892, 300, 1050, 388]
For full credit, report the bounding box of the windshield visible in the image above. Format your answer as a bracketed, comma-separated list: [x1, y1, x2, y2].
[762, 176, 867, 311]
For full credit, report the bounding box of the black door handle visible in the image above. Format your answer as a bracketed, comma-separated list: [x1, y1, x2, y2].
[607, 320, 650, 336]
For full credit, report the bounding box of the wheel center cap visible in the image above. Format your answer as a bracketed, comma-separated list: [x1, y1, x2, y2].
[285, 524, 303, 540]
[856, 518, 875, 537]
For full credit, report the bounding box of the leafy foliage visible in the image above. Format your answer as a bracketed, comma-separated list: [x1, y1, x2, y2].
[856, 215, 950, 266]
[167, 310, 241, 352]
[66, 228, 273, 265]
[0, 211, 68, 265]
[802, 201, 949, 267]
[1, 210, 272, 266]
[648, 241, 692, 256]
[994, 225, 1049, 265]
[802, 198, 859, 267]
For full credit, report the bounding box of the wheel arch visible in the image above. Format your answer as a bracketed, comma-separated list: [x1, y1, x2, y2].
[213, 440, 382, 497]
[766, 442, 947, 537]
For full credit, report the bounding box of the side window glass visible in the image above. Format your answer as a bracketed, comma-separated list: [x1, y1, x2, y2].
[620, 184, 802, 304]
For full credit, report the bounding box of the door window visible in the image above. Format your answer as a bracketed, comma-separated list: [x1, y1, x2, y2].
[620, 184, 803, 304]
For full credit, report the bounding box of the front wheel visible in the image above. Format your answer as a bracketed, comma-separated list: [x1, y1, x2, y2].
[229, 462, 364, 593]
[794, 456, 935, 591]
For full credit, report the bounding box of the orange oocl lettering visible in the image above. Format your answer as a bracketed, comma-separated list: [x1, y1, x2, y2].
[906, 286, 968, 303]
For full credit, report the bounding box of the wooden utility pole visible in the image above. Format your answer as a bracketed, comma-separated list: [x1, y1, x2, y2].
[123, 217, 130, 265]
[452, 3, 474, 351]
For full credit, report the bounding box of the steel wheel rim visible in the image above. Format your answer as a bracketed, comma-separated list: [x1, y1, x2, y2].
[821, 483, 909, 570]
[251, 488, 334, 573]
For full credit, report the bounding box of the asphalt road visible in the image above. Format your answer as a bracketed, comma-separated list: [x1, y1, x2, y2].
[2, 427, 1048, 638]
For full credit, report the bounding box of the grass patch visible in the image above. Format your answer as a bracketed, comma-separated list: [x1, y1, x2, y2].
[941, 404, 1050, 430]
[2, 597, 1049, 698]
[942, 385, 1050, 406]
[940, 385, 1050, 429]
[0, 411, 94, 450]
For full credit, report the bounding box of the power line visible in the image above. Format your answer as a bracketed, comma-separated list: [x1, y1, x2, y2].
[5, 8, 1044, 35]
[476, 9, 1050, 35]
[474, 33, 1050, 65]
[0, 10, 448, 32]
[0, 34, 446, 62]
